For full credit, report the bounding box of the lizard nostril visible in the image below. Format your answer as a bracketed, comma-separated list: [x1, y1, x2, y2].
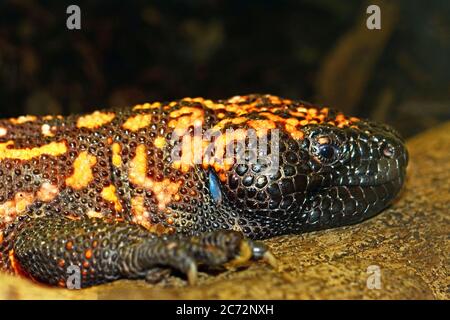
[382, 143, 395, 158]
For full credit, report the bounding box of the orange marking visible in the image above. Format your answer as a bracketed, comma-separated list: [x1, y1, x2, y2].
[247, 119, 277, 137]
[260, 112, 305, 140]
[203, 99, 225, 110]
[8, 250, 17, 271]
[172, 126, 258, 176]
[58, 259, 65, 267]
[66, 151, 97, 190]
[154, 136, 166, 149]
[10, 115, 37, 125]
[8, 250, 27, 276]
[129, 145, 181, 210]
[308, 108, 317, 115]
[131, 196, 171, 234]
[41, 124, 56, 137]
[77, 111, 115, 129]
[212, 117, 248, 131]
[133, 102, 161, 110]
[37, 182, 59, 202]
[180, 97, 224, 111]
[222, 103, 248, 116]
[122, 114, 152, 131]
[218, 172, 227, 181]
[0, 192, 35, 224]
[289, 111, 306, 117]
[203, 129, 248, 175]
[66, 214, 81, 221]
[111, 143, 122, 167]
[66, 241, 73, 250]
[11, 192, 33, 213]
[172, 135, 207, 173]
[228, 95, 246, 103]
[299, 119, 309, 126]
[0, 141, 67, 161]
[85, 249, 92, 259]
[168, 107, 204, 136]
[101, 185, 122, 212]
[87, 210, 103, 219]
[333, 113, 359, 128]
[131, 195, 152, 230]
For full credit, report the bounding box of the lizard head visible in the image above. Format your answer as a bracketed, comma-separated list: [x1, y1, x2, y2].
[163, 95, 407, 239]
[204, 103, 408, 238]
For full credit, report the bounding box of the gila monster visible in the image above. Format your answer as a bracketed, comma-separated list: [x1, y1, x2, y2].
[0, 94, 408, 288]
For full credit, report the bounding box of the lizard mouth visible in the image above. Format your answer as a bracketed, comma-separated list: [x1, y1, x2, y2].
[334, 171, 404, 188]
[333, 143, 409, 189]
[323, 160, 408, 218]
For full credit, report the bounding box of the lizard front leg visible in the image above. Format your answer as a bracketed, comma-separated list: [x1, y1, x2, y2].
[9, 216, 275, 288]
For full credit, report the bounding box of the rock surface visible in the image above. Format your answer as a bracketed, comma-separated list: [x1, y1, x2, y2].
[1, 122, 449, 300]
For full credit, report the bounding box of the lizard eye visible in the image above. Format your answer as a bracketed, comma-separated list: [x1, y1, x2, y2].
[318, 144, 336, 160]
[311, 135, 339, 164]
[208, 170, 223, 204]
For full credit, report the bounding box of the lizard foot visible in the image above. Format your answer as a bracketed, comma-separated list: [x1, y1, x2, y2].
[123, 230, 277, 285]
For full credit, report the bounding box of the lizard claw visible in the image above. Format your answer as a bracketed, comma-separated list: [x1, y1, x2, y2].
[187, 262, 198, 285]
[248, 239, 279, 270]
[262, 251, 279, 270]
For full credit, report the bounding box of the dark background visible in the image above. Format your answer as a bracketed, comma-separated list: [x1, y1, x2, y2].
[0, 0, 448, 138]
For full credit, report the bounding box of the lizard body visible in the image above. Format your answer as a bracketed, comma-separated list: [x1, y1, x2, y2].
[0, 94, 408, 287]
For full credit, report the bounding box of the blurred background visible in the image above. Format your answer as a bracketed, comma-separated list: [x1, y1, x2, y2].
[0, 0, 448, 138]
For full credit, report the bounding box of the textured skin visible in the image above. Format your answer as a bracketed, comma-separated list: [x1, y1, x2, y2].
[0, 94, 408, 287]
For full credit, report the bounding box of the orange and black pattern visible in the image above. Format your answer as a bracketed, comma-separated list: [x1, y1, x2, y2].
[0, 94, 408, 287]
